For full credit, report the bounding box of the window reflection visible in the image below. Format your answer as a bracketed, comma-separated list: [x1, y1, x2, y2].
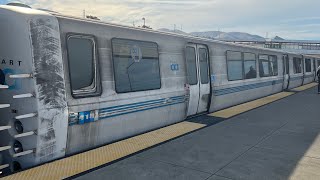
[112, 39, 161, 93]
[227, 51, 243, 81]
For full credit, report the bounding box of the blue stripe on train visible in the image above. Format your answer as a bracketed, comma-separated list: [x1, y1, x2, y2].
[290, 76, 303, 81]
[99, 99, 186, 120]
[291, 74, 314, 81]
[304, 74, 315, 78]
[99, 95, 185, 113]
[101, 78, 281, 117]
[70, 76, 315, 126]
[213, 79, 283, 96]
[214, 75, 314, 96]
[69, 96, 187, 126]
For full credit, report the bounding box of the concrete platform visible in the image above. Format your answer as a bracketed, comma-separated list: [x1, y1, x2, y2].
[74, 87, 320, 180]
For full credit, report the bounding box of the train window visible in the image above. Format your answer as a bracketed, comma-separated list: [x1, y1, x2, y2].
[259, 55, 278, 77]
[269, 55, 278, 76]
[112, 38, 161, 93]
[259, 55, 270, 77]
[244, 53, 256, 79]
[67, 35, 100, 98]
[261, 61, 270, 76]
[199, 48, 209, 84]
[186, 47, 198, 85]
[293, 57, 302, 74]
[305, 59, 312, 72]
[227, 51, 243, 81]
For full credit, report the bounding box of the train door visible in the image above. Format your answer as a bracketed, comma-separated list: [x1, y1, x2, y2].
[317, 59, 320, 81]
[283, 54, 290, 90]
[302, 56, 305, 85]
[313, 58, 316, 81]
[185, 44, 210, 116]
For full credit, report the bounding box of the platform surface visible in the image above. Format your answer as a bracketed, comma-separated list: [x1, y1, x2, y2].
[74, 86, 320, 180]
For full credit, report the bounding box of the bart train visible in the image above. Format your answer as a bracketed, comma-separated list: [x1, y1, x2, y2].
[0, 4, 319, 174]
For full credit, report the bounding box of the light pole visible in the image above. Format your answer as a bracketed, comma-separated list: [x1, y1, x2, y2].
[142, 17, 145, 27]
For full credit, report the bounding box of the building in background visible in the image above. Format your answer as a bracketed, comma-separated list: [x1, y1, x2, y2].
[229, 39, 320, 56]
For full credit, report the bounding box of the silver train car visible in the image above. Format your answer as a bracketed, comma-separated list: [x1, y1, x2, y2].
[0, 4, 318, 173]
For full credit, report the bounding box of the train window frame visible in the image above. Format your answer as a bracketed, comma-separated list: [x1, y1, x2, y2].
[269, 55, 278, 76]
[111, 38, 161, 93]
[243, 52, 257, 80]
[199, 48, 209, 84]
[258, 54, 278, 77]
[66, 33, 101, 98]
[284, 55, 289, 75]
[226, 50, 244, 81]
[293, 57, 302, 74]
[185, 46, 198, 85]
[226, 51, 258, 81]
[305, 58, 312, 73]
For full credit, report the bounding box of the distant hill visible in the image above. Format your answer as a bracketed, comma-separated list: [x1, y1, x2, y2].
[272, 36, 285, 40]
[157, 28, 190, 35]
[157, 28, 281, 42]
[220, 32, 266, 41]
[190, 31, 224, 39]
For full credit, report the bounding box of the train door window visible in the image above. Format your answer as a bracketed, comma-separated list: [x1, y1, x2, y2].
[293, 57, 302, 74]
[305, 59, 312, 72]
[185, 47, 198, 85]
[286, 56, 289, 74]
[67, 34, 100, 97]
[112, 38, 161, 93]
[259, 55, 270, 77]
[227, 51, 243, 81]
[282, 55, 287, 75]
[244, 53, 256, 79]
[269, 55, 278, 76]
[199, 48, 209, 84]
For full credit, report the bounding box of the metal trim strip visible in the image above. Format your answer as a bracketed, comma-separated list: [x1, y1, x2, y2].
[213, 79, 283, 96]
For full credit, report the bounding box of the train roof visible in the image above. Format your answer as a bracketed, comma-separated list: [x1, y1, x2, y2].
[48, 12, 295, 54]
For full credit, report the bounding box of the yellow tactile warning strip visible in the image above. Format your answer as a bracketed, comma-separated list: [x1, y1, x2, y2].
[292, 82, 317, 91]
[209, 92, 295, 118]
[3, 121, 206, 180]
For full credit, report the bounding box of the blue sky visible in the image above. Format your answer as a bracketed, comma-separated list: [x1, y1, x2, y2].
[1, 0, 320, 40]
[0, 0, 8, 4]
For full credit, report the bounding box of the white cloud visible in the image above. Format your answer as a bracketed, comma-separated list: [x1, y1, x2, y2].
[10, 0, 320, 39]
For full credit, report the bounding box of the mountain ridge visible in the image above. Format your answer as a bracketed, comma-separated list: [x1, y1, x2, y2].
[157, 28, 282, 41]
